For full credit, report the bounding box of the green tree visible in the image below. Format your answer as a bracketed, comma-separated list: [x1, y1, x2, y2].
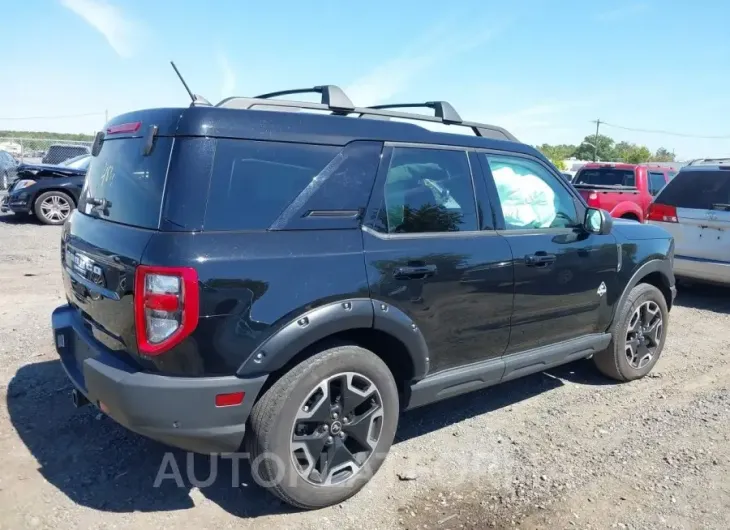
[537, 143, 577, 162]
[652, 147, 675, 162]
[572, 134, 615, 161]
[625, 145, 652, 164]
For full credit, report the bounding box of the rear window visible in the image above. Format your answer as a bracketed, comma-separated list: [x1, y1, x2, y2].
[43, 146, 89, 164]
[204, 140, 340, 231]
[78, 137, 173, 229]
[574, 168, 635, 187]
[655, 169, 730, 210]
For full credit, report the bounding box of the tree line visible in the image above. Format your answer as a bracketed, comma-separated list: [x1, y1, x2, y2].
[537, 134, 675, 170]
[0, 130, 95, 141]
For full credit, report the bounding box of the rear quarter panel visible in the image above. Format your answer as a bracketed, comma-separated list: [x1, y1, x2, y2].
[140, 230, 370, 376]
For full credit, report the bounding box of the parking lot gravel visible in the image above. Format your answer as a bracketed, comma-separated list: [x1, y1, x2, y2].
[0, 211, 729, 530]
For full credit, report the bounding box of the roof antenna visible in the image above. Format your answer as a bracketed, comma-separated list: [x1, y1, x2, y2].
[170, 61, 211, 106]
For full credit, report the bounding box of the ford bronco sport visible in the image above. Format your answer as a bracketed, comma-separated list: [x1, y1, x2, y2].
[52, 85, 676, 510]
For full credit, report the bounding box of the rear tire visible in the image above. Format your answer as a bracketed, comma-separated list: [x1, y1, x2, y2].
[34, 191, 74, 225]
[245, 343, 399, 510]
[594, 283, 668, 381]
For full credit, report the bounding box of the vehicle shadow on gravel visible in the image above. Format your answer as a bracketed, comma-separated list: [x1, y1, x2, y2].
[0, 213, 38, 225]
[673, 283, 730, 314]
[7, 358, 608, 518]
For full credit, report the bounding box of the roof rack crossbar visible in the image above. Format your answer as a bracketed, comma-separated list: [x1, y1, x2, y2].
[214, 94, 517, 141]
[253, 85, 355, 111]
[367, 101, 463, 124]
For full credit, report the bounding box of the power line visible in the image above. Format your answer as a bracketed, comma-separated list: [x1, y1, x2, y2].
[600, 121, 730, 140]
[0, 112, 105, 121]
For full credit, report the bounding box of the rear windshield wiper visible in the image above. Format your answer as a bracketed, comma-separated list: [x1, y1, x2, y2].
[86, 196, 112, 216]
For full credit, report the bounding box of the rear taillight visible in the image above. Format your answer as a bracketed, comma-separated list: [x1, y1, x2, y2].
[134, 265, 199, 355]
[647, 203, 678, 223]
[587, 192, 599, 206]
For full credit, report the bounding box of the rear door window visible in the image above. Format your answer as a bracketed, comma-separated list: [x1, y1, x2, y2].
[376, 147, 478, 234]
[648, 171, 667, 195]
[655, 169, 730, 210]
[79, 137, 173, 229]
[204, 140, 340, 231]
[574, 168, 635, 186]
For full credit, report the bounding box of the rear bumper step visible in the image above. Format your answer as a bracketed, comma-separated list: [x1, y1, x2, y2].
[52, 304, 268, 453]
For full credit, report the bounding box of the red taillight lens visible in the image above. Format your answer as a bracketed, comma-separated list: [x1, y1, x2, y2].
[647, 203, 678, 223]
[134, 265, 199, 355]
[587, 192, 599, 206]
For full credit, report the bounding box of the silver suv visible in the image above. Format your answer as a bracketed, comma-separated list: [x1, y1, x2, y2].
[648, 165, 730, 284]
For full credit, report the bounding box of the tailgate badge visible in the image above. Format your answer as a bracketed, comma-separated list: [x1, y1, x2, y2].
[597, 282, 607, 297]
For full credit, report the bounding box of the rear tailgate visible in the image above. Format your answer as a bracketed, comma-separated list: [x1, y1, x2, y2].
[573, 167, 639, 212]
[652, 168, 730, 263]
[61, 129, 174, 364]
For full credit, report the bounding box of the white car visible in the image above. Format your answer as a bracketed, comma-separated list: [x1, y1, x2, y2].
[647, 164, 730, 285]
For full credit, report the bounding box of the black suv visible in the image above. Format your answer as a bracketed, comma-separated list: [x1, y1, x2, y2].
[51, 86, 676, 510]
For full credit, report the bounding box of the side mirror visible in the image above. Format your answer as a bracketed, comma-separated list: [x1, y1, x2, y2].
[585, 207, 613, 235]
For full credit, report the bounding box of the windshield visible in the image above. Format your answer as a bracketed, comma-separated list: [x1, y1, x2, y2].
[574, 168, 636, 187]
[61, 154, 91, 169]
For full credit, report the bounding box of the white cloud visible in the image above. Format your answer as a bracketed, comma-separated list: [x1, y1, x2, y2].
[217, 53, 236, 100]
[60, 0, 142, 58]
[346, 24, 502, 108]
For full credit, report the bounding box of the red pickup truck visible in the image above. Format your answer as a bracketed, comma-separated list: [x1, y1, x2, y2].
[572, 163, 676, 222]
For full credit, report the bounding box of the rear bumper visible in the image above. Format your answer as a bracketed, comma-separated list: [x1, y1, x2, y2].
[52, 304, 268, 454]
[675, 255, 730, 285]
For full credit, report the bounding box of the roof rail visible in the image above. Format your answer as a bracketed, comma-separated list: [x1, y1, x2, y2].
[367, 102, 463, 124]
[215, 87, 517, 142]
[254, 85, 355, 112]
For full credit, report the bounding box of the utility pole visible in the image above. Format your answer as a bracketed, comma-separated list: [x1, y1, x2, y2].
[592, 119, 601, 161]
[105, 109, 108, 124]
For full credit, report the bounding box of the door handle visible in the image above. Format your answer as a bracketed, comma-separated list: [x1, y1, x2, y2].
[525, 252, 556, 267]
[393, 264, 438, 280]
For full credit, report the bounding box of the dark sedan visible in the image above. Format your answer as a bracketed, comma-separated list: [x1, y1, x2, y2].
[1, 154, 89, 225]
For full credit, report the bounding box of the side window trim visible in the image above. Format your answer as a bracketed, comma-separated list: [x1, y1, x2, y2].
[475, 148, 586, 231]
[362, 143, 483, 238]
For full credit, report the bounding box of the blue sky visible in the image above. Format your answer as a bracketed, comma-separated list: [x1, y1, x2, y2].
[1, 0, 729, 159]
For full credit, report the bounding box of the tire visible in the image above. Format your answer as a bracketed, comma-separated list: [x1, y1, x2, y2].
[245, 343, 400, 509]
[594, 283, 669, 381]
[33, 191, 74, 225]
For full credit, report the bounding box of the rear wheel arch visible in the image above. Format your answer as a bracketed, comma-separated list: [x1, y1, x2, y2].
[237, 299, 429, 391]
[612, 202, 643, 221]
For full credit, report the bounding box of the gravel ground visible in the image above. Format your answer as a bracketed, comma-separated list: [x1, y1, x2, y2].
[0, 211, 729, 530]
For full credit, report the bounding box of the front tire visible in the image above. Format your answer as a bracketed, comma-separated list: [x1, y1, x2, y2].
[594, 283, 668, 381]
[245, 343, 399, 509]
[34, 191, 74, 225]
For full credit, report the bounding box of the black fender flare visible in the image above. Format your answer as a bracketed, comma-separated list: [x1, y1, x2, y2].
[236, 298, 430, 379]
[609, 258, 675, 331]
